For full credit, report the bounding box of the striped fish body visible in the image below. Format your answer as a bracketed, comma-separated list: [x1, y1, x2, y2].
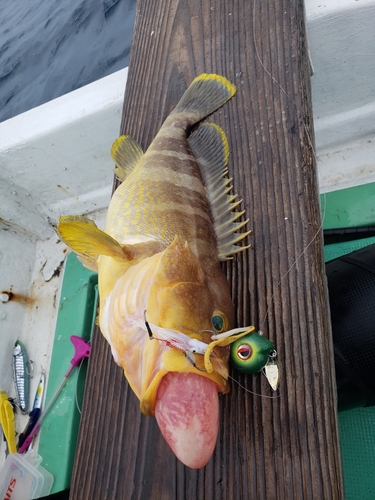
[58, 74, 250, 468]
[106, 117, 216, 259]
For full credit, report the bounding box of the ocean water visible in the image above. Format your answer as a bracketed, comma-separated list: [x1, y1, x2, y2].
[0, 0, 136, 123]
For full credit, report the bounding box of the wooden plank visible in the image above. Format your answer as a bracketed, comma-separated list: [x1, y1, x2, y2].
[70, 1, 345, 498]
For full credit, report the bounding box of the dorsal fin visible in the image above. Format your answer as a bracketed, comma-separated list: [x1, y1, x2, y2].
[187, 123, 251, 260]
[111, 135, 144, 182]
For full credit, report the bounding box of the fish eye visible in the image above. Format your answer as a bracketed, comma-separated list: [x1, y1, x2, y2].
[237, 343, 253, 360]
[211, 310, 228, 333]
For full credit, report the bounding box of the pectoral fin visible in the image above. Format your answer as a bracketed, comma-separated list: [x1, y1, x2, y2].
[58, 216, 132, 268]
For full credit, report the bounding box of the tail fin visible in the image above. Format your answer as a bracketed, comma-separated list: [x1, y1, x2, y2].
[173, 74, 236, 124]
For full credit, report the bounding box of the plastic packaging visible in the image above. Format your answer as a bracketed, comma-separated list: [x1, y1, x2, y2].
[0, 450, 53, 499]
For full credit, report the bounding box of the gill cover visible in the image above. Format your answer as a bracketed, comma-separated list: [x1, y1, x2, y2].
[145, 237, 235, 403]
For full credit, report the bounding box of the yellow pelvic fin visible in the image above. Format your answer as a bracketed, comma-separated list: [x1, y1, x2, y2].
[57, 218, 132, 262]
[111, 135, 144, 182]
[173, 73, 236, 124]
[188, 122, 251, 260]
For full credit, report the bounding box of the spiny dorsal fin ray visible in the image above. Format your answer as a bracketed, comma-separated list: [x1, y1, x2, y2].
[111, 135, 144, 183]
[187, 123, 250, 260]
[57, 217, 132, 266]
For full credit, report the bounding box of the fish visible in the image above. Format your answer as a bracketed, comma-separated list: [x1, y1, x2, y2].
[13, 340, 30, 414]
[57, 73, 251, 468]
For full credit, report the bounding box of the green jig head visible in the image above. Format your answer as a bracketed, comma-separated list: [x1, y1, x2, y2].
[230, 332, 275, 374]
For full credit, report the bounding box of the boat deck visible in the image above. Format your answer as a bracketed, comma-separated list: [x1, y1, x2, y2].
[70, 0, 344, 498]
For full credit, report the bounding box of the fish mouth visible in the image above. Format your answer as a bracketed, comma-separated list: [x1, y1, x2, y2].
[106, 317, 226, 468]
[142, 324, 254, 468]
[139, 338, 230, 417]
[105, 303, 252, 467]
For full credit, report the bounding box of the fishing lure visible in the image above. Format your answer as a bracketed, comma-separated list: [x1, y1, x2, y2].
[17, 369, 45, 451]
[13, 340, 31, 414]
[230, 332, 279, 390]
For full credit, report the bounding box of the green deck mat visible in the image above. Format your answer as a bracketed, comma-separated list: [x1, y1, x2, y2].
[322, 181, 375, 229]
[38, 253, 97, 494]
[339, 407, 375, 500]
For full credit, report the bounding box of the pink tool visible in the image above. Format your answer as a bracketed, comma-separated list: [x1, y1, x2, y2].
[18, 336, 91, 454]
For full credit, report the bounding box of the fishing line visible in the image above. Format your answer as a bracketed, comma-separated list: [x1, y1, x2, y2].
[251, 0, 327, 332]
[227, 373, 280, 399]
[74, 344, 91, 415]
[207, 349, 280, 399]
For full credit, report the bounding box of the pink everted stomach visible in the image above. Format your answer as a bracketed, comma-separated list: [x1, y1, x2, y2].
[154, 371, 219, 468]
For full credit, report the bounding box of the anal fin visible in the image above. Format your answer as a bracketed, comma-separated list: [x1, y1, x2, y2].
[187, 123, 251, 260]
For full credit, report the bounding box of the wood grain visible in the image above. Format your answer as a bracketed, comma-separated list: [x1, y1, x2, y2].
[70, 1, 344, 498]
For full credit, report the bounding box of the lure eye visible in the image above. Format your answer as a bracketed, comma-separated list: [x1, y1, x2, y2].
[211, 310, 228, 333]
[237, 343, 253, 360]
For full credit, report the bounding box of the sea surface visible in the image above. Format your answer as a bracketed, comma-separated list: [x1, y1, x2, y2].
[0, 0, 136, 122]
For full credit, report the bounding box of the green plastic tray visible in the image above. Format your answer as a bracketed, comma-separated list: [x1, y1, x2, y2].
[38, 253, 97, 494]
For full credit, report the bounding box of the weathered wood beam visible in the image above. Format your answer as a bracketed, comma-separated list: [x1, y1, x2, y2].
[71, 1, 344, 498]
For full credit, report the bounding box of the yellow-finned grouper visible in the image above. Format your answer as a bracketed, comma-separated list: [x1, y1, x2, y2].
[57, 74, 251, 468]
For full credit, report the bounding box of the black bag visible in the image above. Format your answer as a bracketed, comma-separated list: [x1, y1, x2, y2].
[326, 243, 375, 411]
